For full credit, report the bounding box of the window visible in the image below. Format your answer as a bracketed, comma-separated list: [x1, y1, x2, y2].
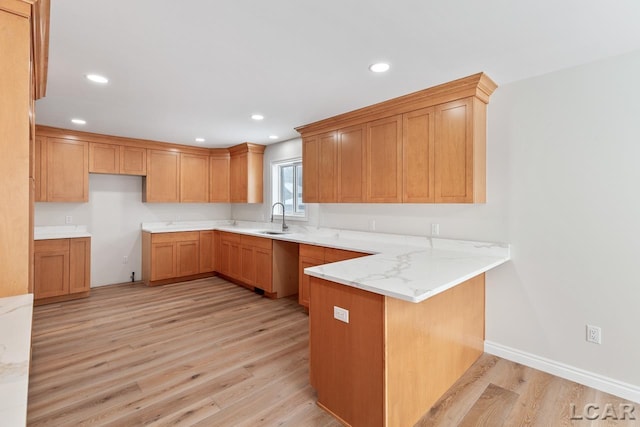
[271, 158, 305, 218]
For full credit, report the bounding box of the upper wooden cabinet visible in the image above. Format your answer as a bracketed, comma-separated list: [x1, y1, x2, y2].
[296, 73, 496, 204]
[39, 137, 89, 202]
[209, 150, 230, 203]
[120, 146, 147, 176]
[180, 153, 209, 203]
[144, 149, 180, 203]
[229, 143, 265, 203]
[89, 142, 120, 174]
[367, 115, 403, 203]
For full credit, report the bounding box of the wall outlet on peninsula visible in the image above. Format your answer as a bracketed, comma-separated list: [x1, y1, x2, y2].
[586, 325, 602, 344]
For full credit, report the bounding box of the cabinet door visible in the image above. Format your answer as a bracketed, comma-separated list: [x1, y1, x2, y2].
[302, 135, 319, 203]
[403, 107, 435, 202]
[199, 231, 215, 273]
[69, 237, 91, 293]
[177, 240, 200, 277]
[151, 242, 177, 280]
[318, 131, 337, 202]
[89, 143, 120, 174]
[34, 239, 70, 299]
[219, 238, 231, 276]
[337, 125, 365, 202]
[366, 116, 402, 202]
[299, 256, 323, 308]
[434, 98, 473, 203]
[120, 146, 147, 175]
[34, 136, 46, 201]
[254, 247, 272, 292]
[240, 245, 255, 285]
[46, 138, 89, 202]
[325, 248, 368, 263]
[145, 150, 180, 202]
[229, 241, 241, 279]
[229, 152, 248, 203]
[180, 153, 209, 203]
[209, 152, 230, 202]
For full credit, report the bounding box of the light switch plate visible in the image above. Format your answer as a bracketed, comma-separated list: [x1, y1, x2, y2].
[333, 306, 349, 323]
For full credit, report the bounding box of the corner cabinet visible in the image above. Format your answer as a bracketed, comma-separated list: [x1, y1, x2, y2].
[297, 72, 497, 204]
[34, 237, 91, 305]
[229, 143, 265, 203]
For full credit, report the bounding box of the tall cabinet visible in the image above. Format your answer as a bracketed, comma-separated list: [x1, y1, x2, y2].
[0, 0, 48, 297]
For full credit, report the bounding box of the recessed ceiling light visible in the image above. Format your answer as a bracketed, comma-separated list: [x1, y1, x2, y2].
[71, 118, 86, 125]
[195, 138, 205, 143]
[251, 114, 264, 121]
[369, 62, 390, 73]
[85, 74, 109, 84]
[269, 135, 278, 140]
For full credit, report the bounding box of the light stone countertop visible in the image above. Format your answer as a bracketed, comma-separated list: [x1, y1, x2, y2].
[141, 220, 510, 303]
[34, 225, 91, 240]
[0, 293, 33, 426]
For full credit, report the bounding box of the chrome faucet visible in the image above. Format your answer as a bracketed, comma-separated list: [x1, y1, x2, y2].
[270, 202, 288, 232]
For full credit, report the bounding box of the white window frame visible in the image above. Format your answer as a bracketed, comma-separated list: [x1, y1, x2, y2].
[271, 158, 306, 220]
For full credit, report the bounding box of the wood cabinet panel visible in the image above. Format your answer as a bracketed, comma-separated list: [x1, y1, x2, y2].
[229, 240, 241, 279]
[299, 256, 322, 308]
[69, 237, 91, 293]
[254, 247, 273, 292]
[302, 135, 319, 203]
[434, 98, 473, 203]
[229, 152, 247, 203]
[366, 115, 402, 203]
[34, 240, 70, 299]
[240, 245, 255, 285]
[318, 132, 337, 202]
[120, 146, 147, 175]
[403, 107, 436, 202]
[46, 138, 89, 202]
[145, 149, 180, 203]
[180, 153, 209, 203]
[199, 230, 215, 273]
[337, 125, 366, 203]
[34, 136, 46, 202]
[324, 248, 368, 263]
[177, 240, 200, 277]
[209, 151, 230, 202]
[89, 142, 120, 174]
[150, 242, 177, 281]
[309, 277, 385, 426]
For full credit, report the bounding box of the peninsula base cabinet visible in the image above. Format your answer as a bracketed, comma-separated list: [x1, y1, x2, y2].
[298, 244, 369, 308]
[34, 237, 91, 305]
[309, 273, 485, 427]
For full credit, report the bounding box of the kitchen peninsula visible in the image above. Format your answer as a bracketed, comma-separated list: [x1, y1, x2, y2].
[140, 220, 510, 426]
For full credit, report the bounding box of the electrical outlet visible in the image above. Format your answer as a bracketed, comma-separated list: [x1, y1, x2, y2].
[123, 256, 128, 264]
[65, 215, 72, 224]
[431, 223, 440, 236]
[586, 325, 602, 344]
[333, 306, 349, 324]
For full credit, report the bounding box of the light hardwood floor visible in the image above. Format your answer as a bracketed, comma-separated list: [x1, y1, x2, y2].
[28, 277, 637, 426]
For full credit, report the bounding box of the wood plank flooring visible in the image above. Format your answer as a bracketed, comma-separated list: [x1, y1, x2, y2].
[28, 277, 638, 426]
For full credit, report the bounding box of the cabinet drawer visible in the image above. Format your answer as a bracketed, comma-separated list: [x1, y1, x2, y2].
[220, 231, 241, 244]
[241, 234, 272, 250]
[300, 244, 325, 260]
[152, 231, 200, 243]
[34, 239, 70, 252]
[325, 248, 369, 263]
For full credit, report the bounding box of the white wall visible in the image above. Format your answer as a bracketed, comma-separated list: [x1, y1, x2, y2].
[232, 50, 640, 393]
[35, 174, 231, 286]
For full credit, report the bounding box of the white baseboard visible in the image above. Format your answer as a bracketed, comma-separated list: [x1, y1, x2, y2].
[484, 341, 640, 404]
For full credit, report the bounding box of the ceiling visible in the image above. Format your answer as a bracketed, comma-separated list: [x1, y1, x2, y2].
[35, 0, 640, 148]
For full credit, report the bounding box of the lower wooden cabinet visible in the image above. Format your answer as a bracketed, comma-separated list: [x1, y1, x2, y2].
[34, 237, 91, 304]
[298, 244, 369, 308]
[142, 231, 205, 285]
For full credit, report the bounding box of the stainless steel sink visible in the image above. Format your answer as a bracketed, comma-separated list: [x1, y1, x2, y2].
[257, 230, 289, 235]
